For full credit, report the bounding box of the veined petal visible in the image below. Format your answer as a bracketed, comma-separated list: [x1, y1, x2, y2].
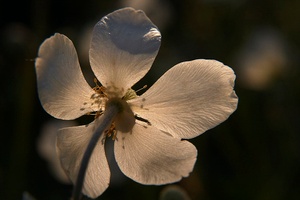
[129, 59, 238, 139]
[90, 7, 161, 97]
[35, 33, 99, 120]
[114, 123, 197, 185]
[56, 118, 110, 198]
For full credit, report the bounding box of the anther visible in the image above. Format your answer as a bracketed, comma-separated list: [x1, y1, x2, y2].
[135, 85, 147, 93]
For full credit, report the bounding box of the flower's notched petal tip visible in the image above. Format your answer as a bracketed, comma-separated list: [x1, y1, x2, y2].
[35, 33, 98, 120]
[100, 7, 161, 55]
[90, 7, 161, 95]
[130, 59, 238, 139]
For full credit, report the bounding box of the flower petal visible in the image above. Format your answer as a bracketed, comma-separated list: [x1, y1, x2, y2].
[114, 123, 197, 185]
[129, 59, 238, 139]
[35, 33, 99, 120]
[56, 118, 110, 198]
[90, 7, 161, 97]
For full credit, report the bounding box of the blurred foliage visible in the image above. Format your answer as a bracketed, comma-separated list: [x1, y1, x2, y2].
[1, 0, 300, 200]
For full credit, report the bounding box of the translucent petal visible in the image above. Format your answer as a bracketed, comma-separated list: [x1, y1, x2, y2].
[35, 33, 99, 120]
[90, 7, 161, 97]
[129, 59, 238, 139]
[56, 118, 110, 198]
[114, 123, 197, 185]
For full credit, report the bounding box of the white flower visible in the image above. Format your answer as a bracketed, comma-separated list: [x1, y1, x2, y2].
[35, 7, 238, 198]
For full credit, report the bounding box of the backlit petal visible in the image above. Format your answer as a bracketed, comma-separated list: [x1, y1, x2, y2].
[56, 118, 110, 198]
[35, 33, 99, 120]
[114, 123, 197, 184]
[129, 59, 238, 139]
[90, 7, 161, 97]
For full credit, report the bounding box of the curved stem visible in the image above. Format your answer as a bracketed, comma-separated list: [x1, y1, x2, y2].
[72, 103, 119, 200]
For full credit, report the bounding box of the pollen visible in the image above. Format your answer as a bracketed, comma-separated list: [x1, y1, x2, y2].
[102, 122, 118, 143]
[93, 78, 107, 97]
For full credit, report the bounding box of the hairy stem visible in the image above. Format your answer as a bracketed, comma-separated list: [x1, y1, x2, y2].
[72, 103, 120, 200]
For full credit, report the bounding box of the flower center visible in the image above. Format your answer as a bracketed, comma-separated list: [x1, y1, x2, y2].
[106, 97, 135, 132]
[91, 80, 151, 142]
[91, 79, 137, 141]
[100, 97, 135, 143]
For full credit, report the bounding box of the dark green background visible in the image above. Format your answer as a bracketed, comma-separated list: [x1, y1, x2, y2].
[1, 0, 300, 199]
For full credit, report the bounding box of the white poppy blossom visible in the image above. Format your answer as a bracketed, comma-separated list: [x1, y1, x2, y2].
[35, 7, 238, 198]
